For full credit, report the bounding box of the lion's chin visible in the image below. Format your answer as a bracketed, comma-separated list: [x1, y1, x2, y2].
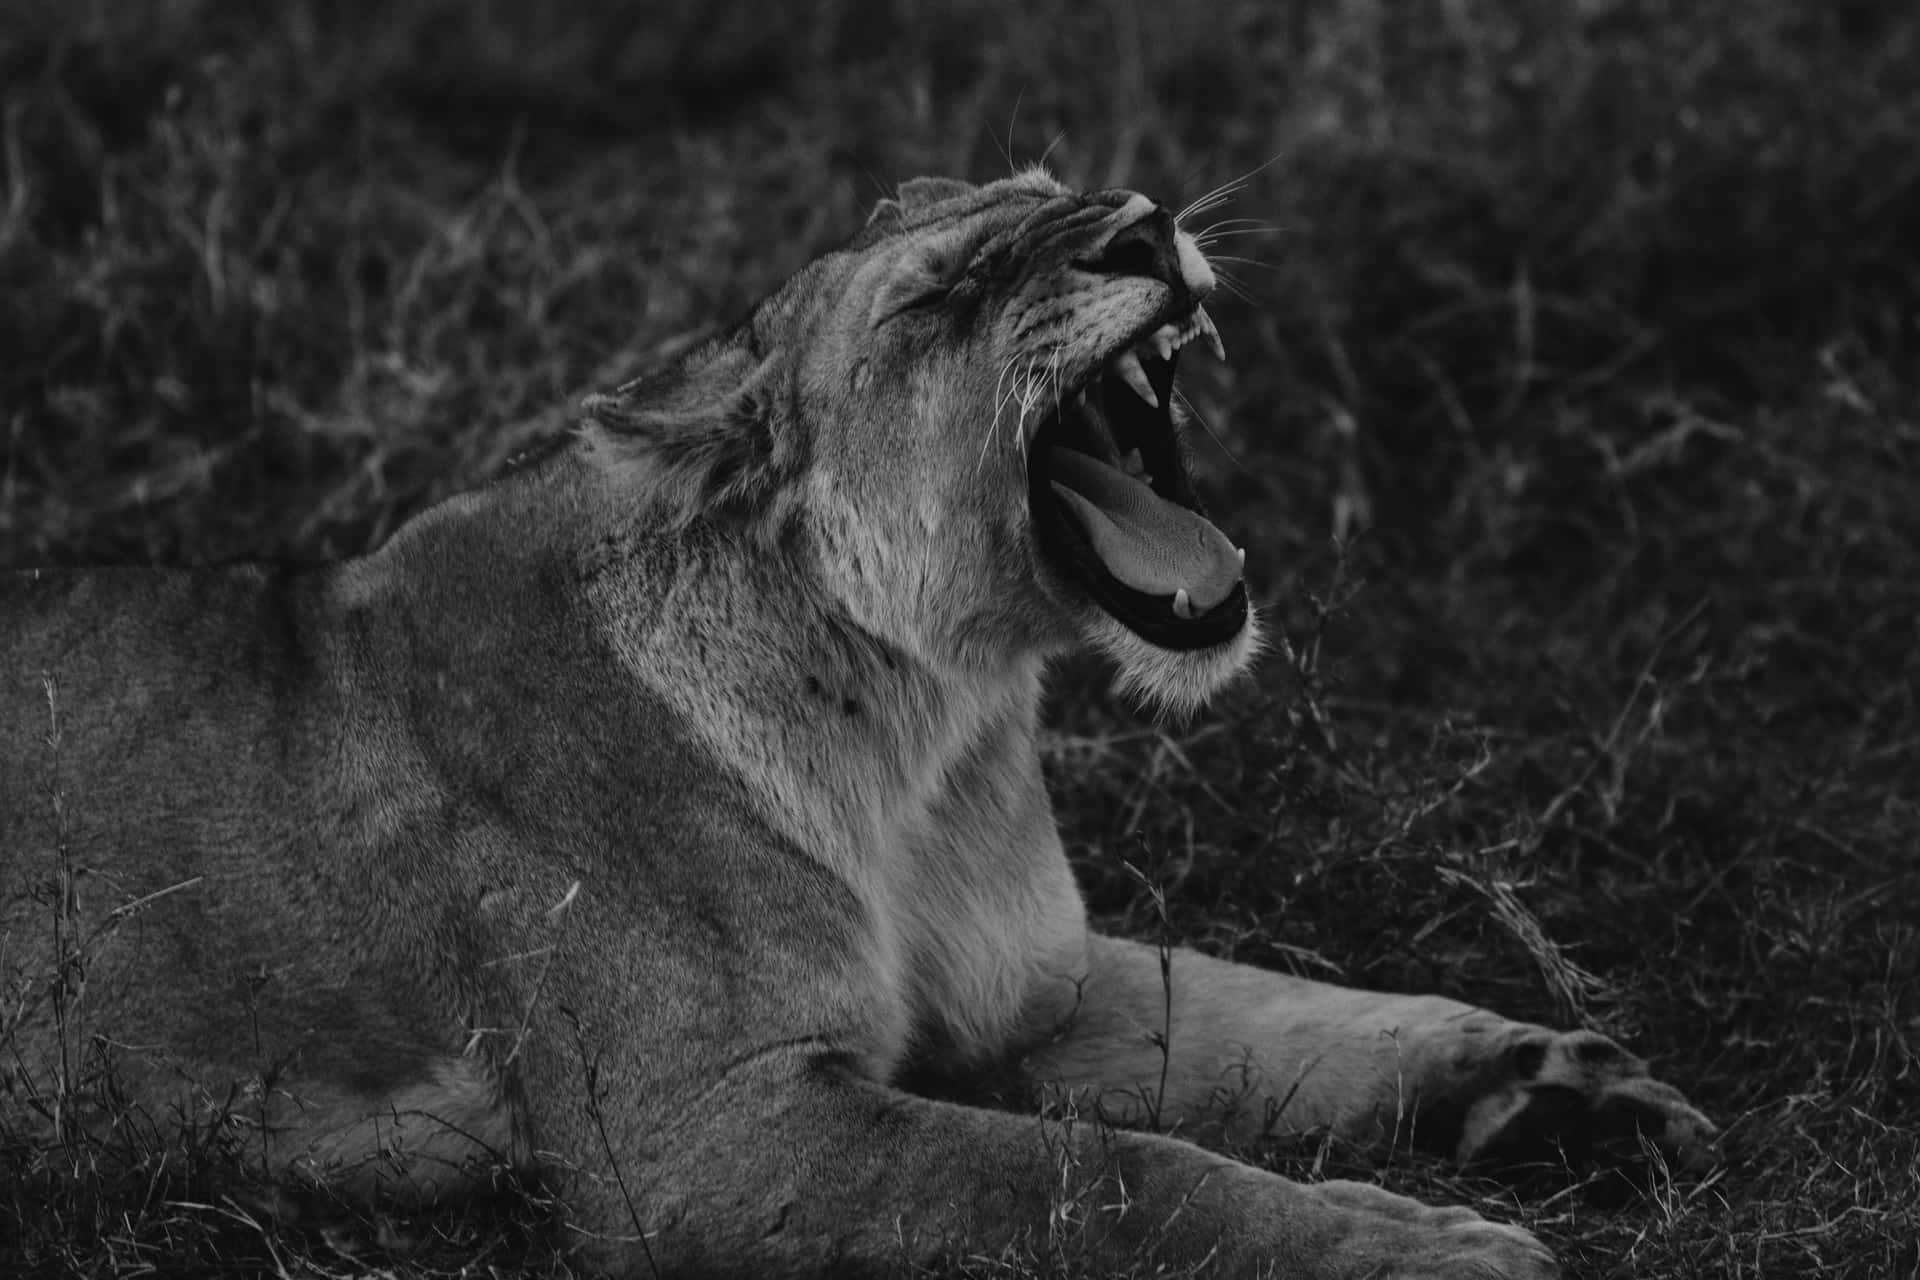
[1084, 604, 1262, 719]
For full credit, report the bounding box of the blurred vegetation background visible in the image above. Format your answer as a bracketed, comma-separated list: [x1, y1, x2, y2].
[2, 0, 1916, 1276]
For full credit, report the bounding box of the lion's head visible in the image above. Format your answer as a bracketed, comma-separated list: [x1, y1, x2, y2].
[583, 169, 1256, 714]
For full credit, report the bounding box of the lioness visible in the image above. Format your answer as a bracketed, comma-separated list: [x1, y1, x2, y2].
[3, 170, 1712, 1278]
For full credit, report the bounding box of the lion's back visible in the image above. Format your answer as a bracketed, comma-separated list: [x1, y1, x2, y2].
[2, 565, 322, 853]
[1, 566, 345, 1097]
[0, 543, 882, 1127]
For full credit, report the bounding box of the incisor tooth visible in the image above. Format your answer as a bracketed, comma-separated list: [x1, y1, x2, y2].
[1113, 348, 1158, 407]
[1172, 588, 1194, 619]
[1196, 307, 1226, 362]
[1150, 326, 1175, 362]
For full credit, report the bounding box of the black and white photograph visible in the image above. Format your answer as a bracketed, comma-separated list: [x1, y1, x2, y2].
[2, 2, 1915, 1276]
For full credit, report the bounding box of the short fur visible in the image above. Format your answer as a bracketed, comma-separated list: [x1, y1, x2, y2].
[1, 171, 1712, 1278]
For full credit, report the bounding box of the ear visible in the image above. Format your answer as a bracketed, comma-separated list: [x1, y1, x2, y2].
[581, 334, 805, 529]
[865, 175, 977, 229]
[898, 176, 976, 208]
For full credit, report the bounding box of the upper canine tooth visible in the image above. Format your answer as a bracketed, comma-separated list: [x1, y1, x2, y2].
[1195, 307, 1226, 362]
[1113, 348, 1158, 407]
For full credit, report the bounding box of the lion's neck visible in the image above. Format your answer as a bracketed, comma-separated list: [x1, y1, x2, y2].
[586, 522, 1047, 862]
[580, 519, 1084, 1076]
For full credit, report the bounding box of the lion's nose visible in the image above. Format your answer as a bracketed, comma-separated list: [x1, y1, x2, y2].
[1087, 196, 1211, 311]
[1090, 204, 1182, 288]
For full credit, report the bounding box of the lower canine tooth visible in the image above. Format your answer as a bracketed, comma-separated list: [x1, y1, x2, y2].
[1196, 307, 1226, 362]
[1172, 588, 1194, 619]
[1113, 348, 1158, 407]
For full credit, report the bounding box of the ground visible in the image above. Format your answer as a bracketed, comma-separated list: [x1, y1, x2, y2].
[2, 1, 1916, 1276]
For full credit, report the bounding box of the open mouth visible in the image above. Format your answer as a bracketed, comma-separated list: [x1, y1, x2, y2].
[1027, 308, 1249, 650]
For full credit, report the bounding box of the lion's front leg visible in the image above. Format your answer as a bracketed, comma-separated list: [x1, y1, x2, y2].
[1020, 935, 1716, 1168]
[554, 1056, 1555, 1279]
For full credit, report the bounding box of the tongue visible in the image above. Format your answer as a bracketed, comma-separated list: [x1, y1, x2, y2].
[1048, 447, 1242, 611]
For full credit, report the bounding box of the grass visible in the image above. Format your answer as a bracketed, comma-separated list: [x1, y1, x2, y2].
[3, 0, 1917, 1274]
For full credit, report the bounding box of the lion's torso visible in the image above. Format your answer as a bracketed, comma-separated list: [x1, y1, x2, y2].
[1, 439, 1088, 1181]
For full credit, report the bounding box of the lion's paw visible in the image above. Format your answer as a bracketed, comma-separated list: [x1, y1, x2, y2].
[1453, 1027, 1717, 1171]
[1314, 1179, 1559, 1279]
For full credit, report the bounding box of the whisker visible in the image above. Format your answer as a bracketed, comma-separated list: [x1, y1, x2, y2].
[1002, 88, 1025, 173]
[1174, 388, 1252, 477]
[1177, 176, 1248, 224]
[1007, 357, 1030, 455]
[990, 354, 1017, 432]
[1193, 219, 1283, 245]
[1013, 355, 1047, 459]
[1175, 153, 1284, 226]
[1179, 177, 1259, 225]
[993, 362, 1033, 474]
[1038, 130, 1069, 172]
[1193, 237, 1278, 260]
[1178, 187, 1244, 226]
[1037, 346, 1066, 464]
[1205, 254, 1276, 271]
[1210, 271, 1256, 306]
[1195, 231, 1279, 248]
[983, 352, 1026, 474]
[1029, 350, 1056, 443]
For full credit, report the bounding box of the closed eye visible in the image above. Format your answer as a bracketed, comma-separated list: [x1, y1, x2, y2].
[876, 278, 953, 325]
[873, 228, 995, 325]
